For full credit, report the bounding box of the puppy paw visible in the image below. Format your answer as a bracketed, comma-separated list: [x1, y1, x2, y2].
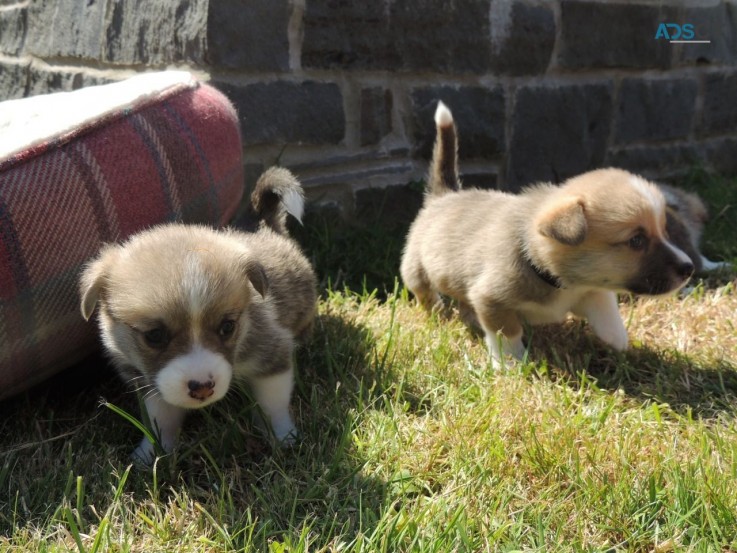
[131, 438, 156, 466]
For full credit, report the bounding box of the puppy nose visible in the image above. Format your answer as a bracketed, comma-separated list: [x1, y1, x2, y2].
[677, 260, 694, 279]
[188, 379, 215, 400]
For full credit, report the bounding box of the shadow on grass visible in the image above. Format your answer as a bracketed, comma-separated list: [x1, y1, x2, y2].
[526, 320, 737, 420]
[0, 303, 429, 548]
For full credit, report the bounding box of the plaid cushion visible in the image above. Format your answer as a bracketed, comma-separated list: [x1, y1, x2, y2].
[0, 80, 244, 399]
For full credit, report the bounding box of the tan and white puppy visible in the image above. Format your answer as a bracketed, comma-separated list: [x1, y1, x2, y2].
[658, 183, 728, 273]
[401, 102, 695, 366]
[80, 167, 316, 462]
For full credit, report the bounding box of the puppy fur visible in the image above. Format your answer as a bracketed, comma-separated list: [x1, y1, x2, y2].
[401, 102, 694, 366]
[80, 167, 316, 462]
[658, 183, 728, 273]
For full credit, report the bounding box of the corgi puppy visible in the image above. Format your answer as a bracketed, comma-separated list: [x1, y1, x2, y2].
[80, 167, 316, 463]
[658, 183, 729, 273]
[400, 102, 694, 366]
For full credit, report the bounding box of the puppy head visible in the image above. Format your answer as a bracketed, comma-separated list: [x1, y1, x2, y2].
[532, 169, 694, 295]
[80, 225, 267, 409]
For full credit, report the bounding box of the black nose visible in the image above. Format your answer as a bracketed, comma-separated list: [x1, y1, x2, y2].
[188, 379, 214, 391]
[677, 261, 694, 279]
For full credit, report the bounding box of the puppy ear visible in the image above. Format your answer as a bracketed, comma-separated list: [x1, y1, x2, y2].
[243, 259, 269, 298]
[538, 196, 587, 246]
[79, 246, 118, 320]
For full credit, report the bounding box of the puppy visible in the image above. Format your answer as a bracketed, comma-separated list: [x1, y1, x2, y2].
[658, 183, 728, 273]
[80, 167, 317, 462]
[400, 102, 694, 366]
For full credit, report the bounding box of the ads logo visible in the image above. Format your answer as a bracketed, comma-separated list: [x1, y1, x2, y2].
[655, 23, 711, 43]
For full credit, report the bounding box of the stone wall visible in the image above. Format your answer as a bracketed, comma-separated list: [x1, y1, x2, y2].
[2, 0, 736, 214]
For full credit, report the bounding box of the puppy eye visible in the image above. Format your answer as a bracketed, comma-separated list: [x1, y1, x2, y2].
[628, 233, 648, 251]
[143, 328, 169, 349]
[218, 319, 237, 338]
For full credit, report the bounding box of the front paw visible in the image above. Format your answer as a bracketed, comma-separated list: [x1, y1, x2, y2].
[131, 437, 156, 466]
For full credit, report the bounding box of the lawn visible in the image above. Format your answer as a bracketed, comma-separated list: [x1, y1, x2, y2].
[0, 170, 736, 552]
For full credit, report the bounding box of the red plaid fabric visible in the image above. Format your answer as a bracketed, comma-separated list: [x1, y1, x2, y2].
[0, 82, 244, 399]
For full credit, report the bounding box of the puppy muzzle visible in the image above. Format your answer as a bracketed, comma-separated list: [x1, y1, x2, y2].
[155, 347, 232, 408]
[626, 239, 694, 295]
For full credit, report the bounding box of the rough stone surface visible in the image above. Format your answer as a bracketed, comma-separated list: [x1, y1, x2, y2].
[214, 80, 345, 145]
[676, 4, 737, 66]
[27, 66, 86, 97]
[559, 1, 674, 69]
[507, 83, 613, 189]
[26, 0, 207, 65]
[615, 78, 697, 144]
[410, 86, 505, 160]
[26, 0, 106, 60]
[207, 0, 290, 71]
[704, 137, 737, 175]
[606, 144, 703, 179]
[360, 87, 393, 146]
[0, 61, 29, 100]
[0, 4, 27, 56]
[491, 2, 555, 75]
[701, 72, 737, 135]
[104, 0, 207, 64]
[302, 0, 494, 74]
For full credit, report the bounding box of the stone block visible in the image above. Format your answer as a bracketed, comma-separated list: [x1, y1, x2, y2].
[615, 78, 697, 144]
[215, 80, 345, 145]
[507, 82, 613, 189]
[559, 1, 674, 69]
[0, 4, 27, 56]
[360, 87, 392, 146]
[302, 0, 494, 74]
[701, 72, 737, 135]
[27, 66, 86, 97]
[207, 0, 290, 71]
[26, 0, 206, 64]
[0, 61, 30, 100]
[104, 0, 207, 64]
[410, 86, 505, 160]
[704, 137, 737, 175]
[26, 0, 106, 60]
[675, 3, 737, 67]
[606, 144, 703, 179]
[490, 1, 555, 75]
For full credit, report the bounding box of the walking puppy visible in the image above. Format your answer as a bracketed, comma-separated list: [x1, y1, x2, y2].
[400, 102, 694, 366]
[80, 167, 316, 462]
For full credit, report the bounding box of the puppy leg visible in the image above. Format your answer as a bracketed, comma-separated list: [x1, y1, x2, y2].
[472, 300, 525, 367]
[572, 291, 628, 351]
[400, 253, 443, 312]
[133, 394, 186, 464]
[700, 255, 730, 272]
[249, 367, 297, 444]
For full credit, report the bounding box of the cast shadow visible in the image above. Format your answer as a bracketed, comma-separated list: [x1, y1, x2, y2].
[0, 307, 427, 548]
[526, 319, 737, 420]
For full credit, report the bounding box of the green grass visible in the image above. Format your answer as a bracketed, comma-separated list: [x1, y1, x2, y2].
[0, 171, 736, 552]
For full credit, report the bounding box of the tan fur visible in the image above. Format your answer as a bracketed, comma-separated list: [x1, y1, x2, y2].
[80, 168, 316, 461]
[401, 103, 694, 365]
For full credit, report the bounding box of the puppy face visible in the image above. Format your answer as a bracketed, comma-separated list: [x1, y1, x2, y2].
[80, 226, 267, 409]
[534, 169, 693, 295]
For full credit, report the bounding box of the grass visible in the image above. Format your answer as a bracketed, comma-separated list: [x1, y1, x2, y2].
[0, 169, 736, 552]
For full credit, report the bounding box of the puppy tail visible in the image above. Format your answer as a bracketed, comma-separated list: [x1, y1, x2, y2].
[248, 167, 305, 235]
[427, 101, 460, 198]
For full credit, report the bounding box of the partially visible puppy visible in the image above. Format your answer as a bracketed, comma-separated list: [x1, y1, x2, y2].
[401, 102, 695, 366]
[658, 183, 729, 273]
[80, 167, 317, 463]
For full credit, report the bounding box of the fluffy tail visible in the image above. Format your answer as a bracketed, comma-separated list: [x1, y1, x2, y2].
[427, 101, 461, 197]
[246, 167, 305, 235]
